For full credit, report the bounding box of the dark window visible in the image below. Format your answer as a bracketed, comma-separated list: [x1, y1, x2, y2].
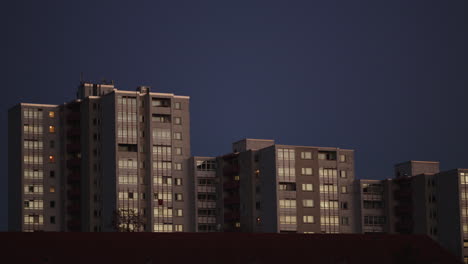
[49, 140, 55, 148]
[50, 216, 56, 224]
[50, 201, 55, 208]
[50, 171, 55, 178]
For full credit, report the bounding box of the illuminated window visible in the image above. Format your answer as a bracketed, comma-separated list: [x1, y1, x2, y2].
[173, 132, 182, 140]
[49, 155, 55, 163]
[302, 199, 314, 208]
[175, 147, 182, 155]
[303, 215, 314, 223]
[301, 152, 312, 159]
[174, 224, 183, 232]
[175, 209, 183, 217]
[301, 168, 313, 175]
[50, 186, 55, 193]
[340, 170, 347, 178]
[235, 222, 241, 228]
[341, 186, 348, 194]
[302, 184, 313, 191]
[49, 111, 55, 118]
[175, 178, 183, 186]
[174, 102, 181, 110]
[279, 199, 296, 209]
[49, 126, 55, 133]
[174, 163, 182, 171]
[175, 193, 183, 201]
[339, 154, 346, 162]
[174, 117, 182, 125]
[234, 175, 240, 181]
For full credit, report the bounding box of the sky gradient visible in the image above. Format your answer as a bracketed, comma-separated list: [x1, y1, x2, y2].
[1, 0, 467, 230]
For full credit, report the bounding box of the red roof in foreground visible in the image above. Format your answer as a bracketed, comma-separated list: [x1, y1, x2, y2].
[0, 232, 461, 264]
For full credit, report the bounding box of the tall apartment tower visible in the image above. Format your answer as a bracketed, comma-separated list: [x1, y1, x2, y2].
[8, 82, 192, 232]
[218, 139, 356, 234]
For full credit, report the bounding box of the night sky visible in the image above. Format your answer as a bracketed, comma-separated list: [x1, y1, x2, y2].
[1, 0, 467, 230]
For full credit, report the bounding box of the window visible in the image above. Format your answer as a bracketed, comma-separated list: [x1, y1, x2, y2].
[50, 140, 55, 149]
[49, 111, 55, 118]
[319, 168, 337, 177]
[318, 151, 336, 160]
[364, 216, 386, 226]
[152, 98, 170, 107]
[49, 126, 55, 133]
[174, 163, 182, 171]
[301, 152, 312, 159]
[152, 114, 171, 123]
[175, 147, 182, 155]
[175, 209, 183, 217]
[174, 117, 182, 125]
[49, 155, 55, 163]
[175, 193, 183, 201]
[303, 215, 314, 224]
[196, 160, 216, 171]
[279, 183, 296, 191]
[340, 170, 347, 178]
[339, 154, 346, 162]
[174, 224, 183, 232]
[50, 186, 55, 193]
[320, 200, 339, 209]
[173, 132, 182, 140]
[302, 199, 314, 208]
[279, 199, 296, 209]
[277, 149, 295, 161]
[279, 215, 297, 224]
[174, 102, 181, 110]
[341, 217, 349, 225]
[341, 186, 347, 194]
[301, 168, 313, 175]
[175, 178, 183, 186]
[340, 202, 348, 209]
[50, 171, 55, 178]
[50, 216, 56, 224]
[301, 183, 313, 191]
[50, 201, 55, 208]
[320, 184, 338, 193]
[461, 172, 468, 184]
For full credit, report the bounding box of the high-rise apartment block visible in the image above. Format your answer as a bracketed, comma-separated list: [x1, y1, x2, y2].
[9, 83, 191, 232]
[7, 81, 468, 262]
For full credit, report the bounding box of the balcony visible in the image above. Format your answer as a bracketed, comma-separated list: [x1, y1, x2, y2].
[67, 112, 80, 121]
[223, 181, 240, 190]
[67, 158, 81, 169]
[224, 211, 240, 221]
[66, 143, 81, 153]
[224, 195, 240, 205]
[67, 173, 80, 183]
[66, 128, 81, 137]
[394, 205, 413, 216]
[67, 204, 80, 213]
[67, 188, 80, 199]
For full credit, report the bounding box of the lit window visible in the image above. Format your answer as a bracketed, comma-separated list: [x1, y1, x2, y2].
[173, 132, 182, 140]
[301, 152, 312, 159]
[175, 178, 182, 186]
[303, 215, 314, 223]
[174, 102, 181, 110]
[49, 111, 55, 118]
[279, 199, 296, 209]
[301, 168, 313, 175]
[175, 147, 182, 155]
[49, 155, 55, 163]
[50, 186, 55, 193]
[341, 186, 348, 194]
[339, 154, 346, 162]
[174, 117, 182, 125]
[49, 126, 55, 133]
[302, 184, 313, 191]
[174, 163, 182, 171]
[234, 175, 240, 181]
[302, 199, 314, 208]
[174, 224, 183, 232]
[235, 222, 241, 228]
[340, 170, 347, 178]
[175, 209, 183, 217]
[175, 193, 183, 201]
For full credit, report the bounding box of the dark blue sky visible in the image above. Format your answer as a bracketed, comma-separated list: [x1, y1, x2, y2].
[1, 0, 467, 230]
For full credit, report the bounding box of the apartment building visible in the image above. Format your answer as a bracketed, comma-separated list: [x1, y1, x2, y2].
[8, 82, 192, 232]
[218, 138, 356, 234]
